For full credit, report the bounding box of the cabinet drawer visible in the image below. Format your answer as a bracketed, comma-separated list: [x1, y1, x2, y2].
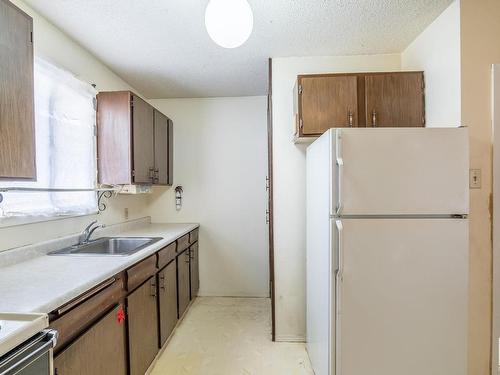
[127, 255, 157, 291]
[50, 276, 125, 351]
[177, 234, 190, 253]
[189, 229, 199, 244]
[158, 242, 177, 270]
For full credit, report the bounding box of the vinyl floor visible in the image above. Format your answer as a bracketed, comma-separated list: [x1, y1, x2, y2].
[149, 297, 314, 375]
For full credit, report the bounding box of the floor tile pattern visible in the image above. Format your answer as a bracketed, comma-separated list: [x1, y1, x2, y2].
[150, 297, 314, 375]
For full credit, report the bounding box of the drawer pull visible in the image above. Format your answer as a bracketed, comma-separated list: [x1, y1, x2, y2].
[159, 274, 166, 290]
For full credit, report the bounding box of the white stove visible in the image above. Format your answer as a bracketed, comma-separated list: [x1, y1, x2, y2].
[0, 313, 49, 358]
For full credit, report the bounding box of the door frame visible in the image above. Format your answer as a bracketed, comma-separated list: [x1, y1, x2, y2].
[492, 64, 500, 375]
[267, 58, 276, 341]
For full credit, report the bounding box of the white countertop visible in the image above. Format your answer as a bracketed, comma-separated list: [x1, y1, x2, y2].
[0, 220, 198, 314]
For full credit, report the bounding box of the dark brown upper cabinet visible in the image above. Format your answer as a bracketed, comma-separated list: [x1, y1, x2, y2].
[365, 72, 425, 127]
[294, 71, 425, 140]
[0, 0, 36, 179]
[97, 91, 173, 185]
[294, 75, 358, 136]
[153, 109, 173, 185]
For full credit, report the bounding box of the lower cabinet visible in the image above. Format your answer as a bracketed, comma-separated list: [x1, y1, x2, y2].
[54, 304, 127, 375]
[128, 277, 159, 375]
[158, 261, 178, 346]
[177, 250, 191, 318]
[190, 242, 199, 299]
[50, 228, 200, 375]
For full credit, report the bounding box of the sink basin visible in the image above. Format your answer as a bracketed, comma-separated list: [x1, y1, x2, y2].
[48, 237, 163, 256]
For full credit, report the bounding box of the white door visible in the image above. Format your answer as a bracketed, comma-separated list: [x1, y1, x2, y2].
[330, 128, 469, 216]
[333, 218, 468, 375]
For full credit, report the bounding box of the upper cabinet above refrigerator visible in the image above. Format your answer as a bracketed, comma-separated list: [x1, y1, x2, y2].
[97, 91, 173, 186]
[293, 71, 425, 142]
[0, 0, 36, 180]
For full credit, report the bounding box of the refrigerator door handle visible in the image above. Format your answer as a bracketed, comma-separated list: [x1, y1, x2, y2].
[335, 219, 344, 375]
[335, 130, 344, 215]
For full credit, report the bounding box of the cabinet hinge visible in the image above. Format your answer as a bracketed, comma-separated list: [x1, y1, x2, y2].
[299, 118, 304, 129]
[421, 80, 425, 90]
[298, 84, 303, 95]
[422, 116, 426, 126]
[132, 170, 136, 177]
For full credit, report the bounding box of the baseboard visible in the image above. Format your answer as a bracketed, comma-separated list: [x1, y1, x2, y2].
[275, 334, 306, 343]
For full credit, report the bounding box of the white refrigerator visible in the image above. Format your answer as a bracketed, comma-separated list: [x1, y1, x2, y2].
[306, 128, 469, 375]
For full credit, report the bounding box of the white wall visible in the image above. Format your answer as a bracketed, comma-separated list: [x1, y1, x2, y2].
[0, 1, 154, 252]
[271, 54, 401, 341]
[148, 97, 269, 298]
[402, 0, 461, 127]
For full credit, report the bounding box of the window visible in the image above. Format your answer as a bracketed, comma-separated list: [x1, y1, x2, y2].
[0, 58, 98, 219]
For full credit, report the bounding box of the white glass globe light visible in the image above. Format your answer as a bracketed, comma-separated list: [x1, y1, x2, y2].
[205, 0, 254, 49]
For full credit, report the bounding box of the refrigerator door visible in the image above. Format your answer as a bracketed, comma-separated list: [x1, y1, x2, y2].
[330, 127, 469, 216]
[333, 218, 468, 375]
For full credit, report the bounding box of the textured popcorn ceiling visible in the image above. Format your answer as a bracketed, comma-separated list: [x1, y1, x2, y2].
[24, 0, 453, 98]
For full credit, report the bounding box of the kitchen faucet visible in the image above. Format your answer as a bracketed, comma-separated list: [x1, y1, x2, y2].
[79, 220, 105, 245]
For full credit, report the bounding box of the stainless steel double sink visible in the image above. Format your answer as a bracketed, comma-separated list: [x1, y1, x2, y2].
[48, 237, 163, 256]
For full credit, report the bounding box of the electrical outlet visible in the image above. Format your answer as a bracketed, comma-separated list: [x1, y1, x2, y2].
[124, 208, 129, 220]
[469, 169, 482, 189]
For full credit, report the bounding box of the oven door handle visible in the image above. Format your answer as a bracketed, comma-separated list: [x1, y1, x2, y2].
[0, 330, 58, 375]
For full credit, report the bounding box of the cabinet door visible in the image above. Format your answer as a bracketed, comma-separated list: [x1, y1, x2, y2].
[0, 0, 36, 179]
[177, 250, 191, 318]
[158, 261, 178, 346]
[128, 277, 158, 375]
[167, 118, 174, 185]
[54, 304, 127, 375]
[365, 72, 425, 127]
[299, 75, 358, 135]
[153, 109, 169, 185]
[190, 243, 199, 299]
[132, 95, 154, 183]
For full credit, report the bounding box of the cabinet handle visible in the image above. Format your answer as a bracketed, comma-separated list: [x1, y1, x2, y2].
[371, 110, 377, 127]
[150, 279, 156, 297]
[149, 167, 155, 181]
[348, 110, 353, 127]
[159, 274, 166, 290]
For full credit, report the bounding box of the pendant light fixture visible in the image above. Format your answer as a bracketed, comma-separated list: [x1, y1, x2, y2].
[205, 0, 254, 49]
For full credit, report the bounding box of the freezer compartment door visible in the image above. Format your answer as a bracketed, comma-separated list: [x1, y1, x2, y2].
[331, 127, 469, 215]
[334, 218, 468, 375]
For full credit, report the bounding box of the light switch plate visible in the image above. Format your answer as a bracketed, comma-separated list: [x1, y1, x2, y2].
[470, 169, 482, 189]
